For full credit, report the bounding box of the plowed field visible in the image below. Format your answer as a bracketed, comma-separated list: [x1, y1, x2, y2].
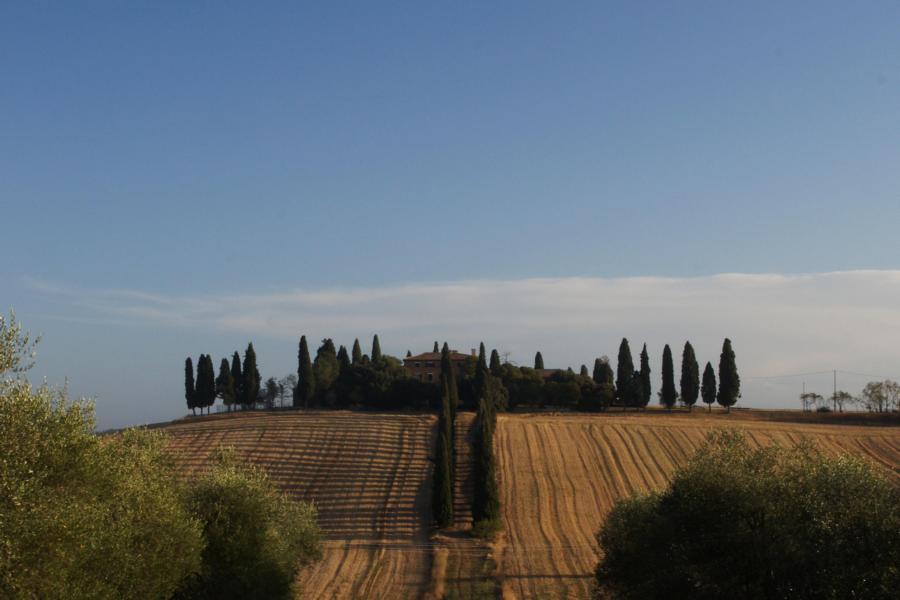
[494, 412, 900, 600]
[163, 411, 436, 599]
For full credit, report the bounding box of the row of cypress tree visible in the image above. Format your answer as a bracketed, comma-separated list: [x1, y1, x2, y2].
[653, 338, 740, 411]
[471, 344, 502, 534]
[432, 343, 459, 527]
[184, 343, 259, 415]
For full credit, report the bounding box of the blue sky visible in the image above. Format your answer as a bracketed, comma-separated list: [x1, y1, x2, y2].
[2, 2, 900, 428]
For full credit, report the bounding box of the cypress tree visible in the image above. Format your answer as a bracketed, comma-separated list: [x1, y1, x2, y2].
[472, 394, 499, 528]
[630, 370, 644, 409]
[534, 351, 544, 370]
[195, 355, 208, 415]
[616, 339, 634, 405]
[639, 344, 651, 408]
[337, 345, 350, 372]
[660, 344, 677, 410]
[478, 342, 487, 372]
[202, 354, 217, 414]
[701, 362, 717, 412]
[680, 341, 700, 411]
[580, 364, 589, 378]
[433, 341, 439, 353]
[432, 375, 455, 527]
[440, 344, 459, 420]
[717, 338, 740, 412]
[295, 336, 315, 409]
[371, 335, 382, 363]
[351, 338, 363, 365]
[313, 339, 340, 403]
[230, 351, 243, 408]
[242, 343, 260, 409]
[406, 350, 412, 358]
[216, 357, 236, 410]
[593, 358, 604, 383]
[489, 349, 502, 375]
[185, 357, 196, 416]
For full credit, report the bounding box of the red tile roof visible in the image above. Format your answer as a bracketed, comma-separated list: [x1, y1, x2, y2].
[404, 351, 472, 362]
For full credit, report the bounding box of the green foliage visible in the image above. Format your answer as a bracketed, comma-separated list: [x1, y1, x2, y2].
[534, 351, 544, 370]
[595, 431, 900, 599]
[313, 339, 339, 405]
[0, 311, 39, 375]
[0, 383, 203, 599]
[295, 336, 315, 409]
[181, 449, 322, 600]
[616, 339, 634, 405]
[186, 356, 197, 414]
[472, 392, 500, 533]
[371, 334, 383, 363]
[638, 344, 651, 407]
[701, 361, 716, 411]
[680, 341, 700, 410]
[230, 352, 243, 405]
[195, 354, 216, 414]
[489, 349, 502, 375]
[659, 344, 677, 410]
[336, 345, 350, 372]
[216, 358, 236, 408]
[351, 338, 363, 365]
[241, 343, 260, 408]
[717, 338, 740, 411]
[432, 376, 454, 528]
[580, 364, 589, 378]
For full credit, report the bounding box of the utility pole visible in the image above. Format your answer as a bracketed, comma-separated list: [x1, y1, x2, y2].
[802, 381, 806, 412]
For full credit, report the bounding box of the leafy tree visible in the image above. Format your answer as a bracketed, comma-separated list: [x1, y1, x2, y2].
[2, 322, 203, 598]
[263, 377, 279, 409]
[371, 334, 383, 363]
[595, 431, 900, 600]
[639, 344, 651, 408]
[489, 349, 502, 375]
[860, 380, 900, 413]
[701, 362, 716, 412]
[679, 341, 700, 411]
[181, 449, 321, 599]
[616, 339, 634, 405]
[294, 336, 314, 409]
[216, 357, 236, 410]
[800, 392, 824, 412]
[313, 339, 339, 405]
[185, 357, 197, 416]
[716, 338, 740, 412]
[351, 338, 363, 365]
[241, 343, 260, 409]
[831, 389, 854, 412]
[659, 344, 677, 410]
[534, 351, 544, 370]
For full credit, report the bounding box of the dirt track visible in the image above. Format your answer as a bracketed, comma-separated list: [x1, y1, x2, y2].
[494, 411, 900, 600]
[163, 411, 436, 599]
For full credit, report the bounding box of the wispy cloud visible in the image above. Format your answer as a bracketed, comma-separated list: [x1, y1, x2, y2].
[28, 271, 900, 407]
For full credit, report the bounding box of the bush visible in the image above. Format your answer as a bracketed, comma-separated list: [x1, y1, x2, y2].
[180, 448, 322, 599]
[0, 381, 203, 599]
[595, 431, 900, 599]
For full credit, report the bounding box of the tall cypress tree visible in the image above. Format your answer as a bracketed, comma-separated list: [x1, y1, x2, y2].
[441, 342, 459, 423]
[593, 358, 604, 383]
[660, 344, 677, 410]
[478, 342, 487, 372]
[295, 335, 315, 409]
[701, 362, 717, 412]
[406, 350, 412, 358]
[242, 343, 260, 408]
[717, 338, 740, 412]
[216, 357, 236, 410]
[433, 341, 440, 353]
[351, 338, 363, 365]
[616, 339, 634, 405]
[680, 341, 700, 411]
[371, 334, 383, 363]
[639, 344, 651, 408]
[195, 355, 208, 415]
[201, 354, 217, 414]
[534, 351, 544, 370]
[313, 339, 340, 404]
[337, 345, 350, 372]
[580, 364, 589, 378]
[230, 351, 243, 409]
[432, 374, 454, 527]
[489, 349, 502, 375]
[472, 393, 499, 528]
[185, 357, 196, 416]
